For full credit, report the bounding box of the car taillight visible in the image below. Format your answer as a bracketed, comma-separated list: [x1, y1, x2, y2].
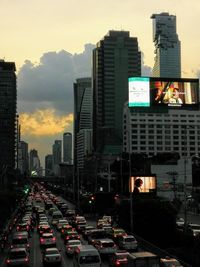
[25, 257, 29, 262]
[11, 245, 13, 248]
[67, 247, 71, 251]
[52, 237, 56, 241]
[40, 238, 44, 242]
[6, 259, 11, 264]
[61, 229, 64, 233]
[17, 226, 19, 230]
[115, 260, 121, 266]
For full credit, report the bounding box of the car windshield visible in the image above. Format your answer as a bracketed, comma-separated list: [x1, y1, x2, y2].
[102, 242, 114, 247]
[9, 251, 27, 259]
[116, 254, 129, 259]
[68, 241, 81, 245]
[124, 237, 136, 242]
[162, 262, 181, 267]
[190, 225, 200, 230]
[80, 255, 100, 264]
[12, 239, 28, 245]
[46, 249, 59, 255]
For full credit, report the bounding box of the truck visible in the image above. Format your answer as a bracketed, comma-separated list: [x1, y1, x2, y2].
[127, 251, 161, 267]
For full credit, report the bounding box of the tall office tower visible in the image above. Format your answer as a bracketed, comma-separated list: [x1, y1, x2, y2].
[63, 132, 72, 164]
[29, 149, 40, 175]
[151, 12, 181, 78]
[45, 154, 53, 176]
[0, 60, 17, 177]
[18, 141, 29, 175]
[74, 78, 92, 169]
[92, 30, 141, 155]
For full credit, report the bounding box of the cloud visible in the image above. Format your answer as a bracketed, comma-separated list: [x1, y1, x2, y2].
[17, 43, 95, 115]
[20, 108, 73, 137]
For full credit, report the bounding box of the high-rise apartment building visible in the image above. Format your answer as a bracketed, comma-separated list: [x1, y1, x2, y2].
[63, 132, 72, 164]
[92, 30, 141, 155]
[18, 141, 29, 175]
[74, 78, 92, 169]
[0, 60, 17, 173]
[151, 12, 181, 78]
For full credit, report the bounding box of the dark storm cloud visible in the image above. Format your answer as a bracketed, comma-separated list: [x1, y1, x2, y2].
[17, 44, 95, 114]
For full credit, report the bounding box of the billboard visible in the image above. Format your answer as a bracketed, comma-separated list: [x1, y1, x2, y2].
[129, 176, 157, 194]
[128, 77, 199, 109]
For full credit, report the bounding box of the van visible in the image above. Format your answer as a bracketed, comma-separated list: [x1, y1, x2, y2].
[51, 211, 63, 226]
[73, 245, 101, 267]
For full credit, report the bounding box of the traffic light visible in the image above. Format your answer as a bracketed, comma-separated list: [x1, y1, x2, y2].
[89, 195, 95, 204]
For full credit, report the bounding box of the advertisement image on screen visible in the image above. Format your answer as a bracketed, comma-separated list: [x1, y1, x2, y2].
[129, 176, 156, 194]
[150, 78, 199, 108]
[128, 77, 150, 107]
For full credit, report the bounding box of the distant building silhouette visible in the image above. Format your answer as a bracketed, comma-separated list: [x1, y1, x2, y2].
[52, 140, 62, 175]
[63, 132, 72, 164]
[45, 154, 53, 176]
[29, 149, 40, 176]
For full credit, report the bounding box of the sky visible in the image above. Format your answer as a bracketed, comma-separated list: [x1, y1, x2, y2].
[1, 0, 200, 167]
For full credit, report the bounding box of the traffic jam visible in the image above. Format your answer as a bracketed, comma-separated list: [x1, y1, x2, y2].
[1, 183, 183, 267]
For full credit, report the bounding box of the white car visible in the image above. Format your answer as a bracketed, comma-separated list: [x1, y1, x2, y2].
[118, 235, 138, 251]
[43, 247, 62, 266]
[94, 238, 117, 255]
[56, 219, 69, 231]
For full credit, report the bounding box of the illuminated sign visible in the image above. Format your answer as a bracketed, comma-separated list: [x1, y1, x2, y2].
[128, 77, 150, 107]
[129, 176, 157, 194]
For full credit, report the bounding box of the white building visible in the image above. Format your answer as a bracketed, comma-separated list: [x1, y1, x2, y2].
[123, 106, 200, 158]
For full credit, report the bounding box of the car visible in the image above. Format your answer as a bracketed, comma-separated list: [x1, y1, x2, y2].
[82, 225, 96, 239]
[63, 230, 80, 244]
[51, 211, 63, 226]
[109, 250, 130, 266]
[10, 231, 30, 252]
[118, 235, 138, 251]
[187, 223, 200, 236]
[16, 223, 30, 234]
[97, 219, 107, 229]
[40, 233, 56, 248]
[65, 239, 82, 256]
[6, 248, 29, 266]
[109, 228, 127, 242]
[38, 224, 53, 237]
[42, 247, 62, 266]
[103, 215, 112, 225]
[160, 256, 183, 266]
[94, 238, 118, 255]
[56, 219, 69, 231]
[61, 224, 74, 238]
[87, 229, 108, 245]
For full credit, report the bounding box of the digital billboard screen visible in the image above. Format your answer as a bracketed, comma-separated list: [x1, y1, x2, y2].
[128, 77, 199, 109]
[150, 78, 199, 108]
[129, 176, 157, 194]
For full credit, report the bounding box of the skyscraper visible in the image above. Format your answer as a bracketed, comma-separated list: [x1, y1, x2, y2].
[92, 30, 141, 154]
[73, 78, 92, 168]
[0, 60, 17, 173]
[151, 12, 181, 78]
[45, 154, 53, 176]
[52, 140, 62, 175]
[63, 132, 72, 164]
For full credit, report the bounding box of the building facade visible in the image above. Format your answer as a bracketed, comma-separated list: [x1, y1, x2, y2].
[151, 12, 181, 78]
[73, 78, 92, 168]
[0, 60, 17, 174]
[29, 149, 40, 176]
[45, 154, 53, 176]
[52, 140, 62, 175]
[63, 132, 72, 164]
[92, 30, 141, 155]
[18, 141, 29, 175]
